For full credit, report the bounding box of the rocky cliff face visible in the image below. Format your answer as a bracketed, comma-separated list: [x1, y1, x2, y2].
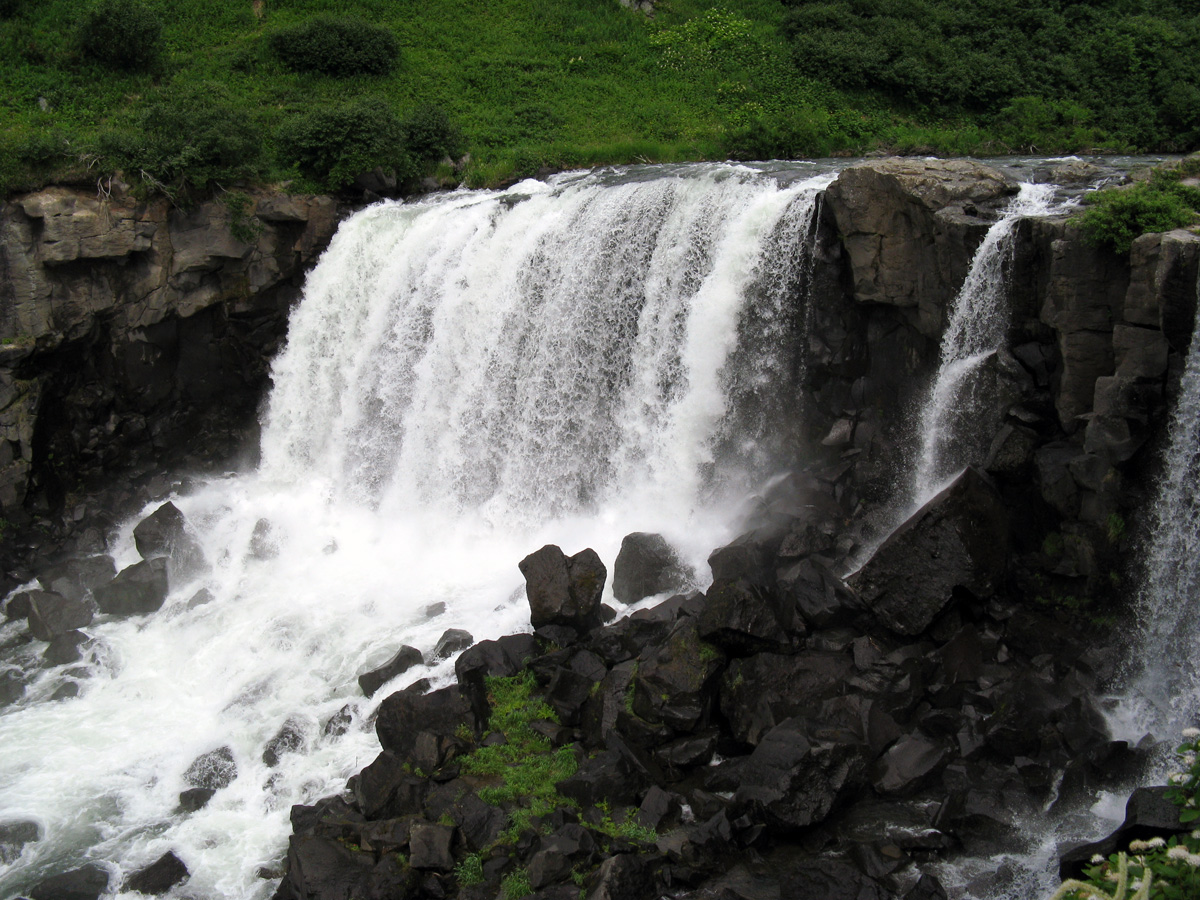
[0, 186, 340, 570]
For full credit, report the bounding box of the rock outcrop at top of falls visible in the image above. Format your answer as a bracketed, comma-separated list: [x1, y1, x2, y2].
[0, 184, 340, 575]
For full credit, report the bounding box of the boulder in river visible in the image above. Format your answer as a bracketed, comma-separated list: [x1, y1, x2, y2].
[612, 532, 691, 603]
[93, 558, 169, 617]
[520, 544, 606, 631]
[132, 502, 207, 580]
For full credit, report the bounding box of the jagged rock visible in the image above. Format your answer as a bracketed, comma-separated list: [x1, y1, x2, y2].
[720, 651, 855, 746]
[779, 559, 865, 630]
[586, 853, 654, 900]
[376, 683, 473, 759]
[527, 824, 596, 888]
[631, 617, 724, 732]
[323, 704, 355, 737]
[26, 590, 94, 641]
[1059, 786, 1188, 878]
[408, 823, 454, 871]
[824, 158, 1017, 336]
[123, 851, 189, 895]
[612, 533, 691, 603]
[0, 820, 39, 864]
[183, 746, 237, 791]
[44, 631, 91, 666]
[698, 579, 794, 656]
[5, 591, 33, 620]
[734, 718, 867, 829]
[350, 750, 427, 819]
[520, 544, 606, 631]
[132, 502, 207, 579]
[871, 735, 952, 795]
[430, 628, 473, 660]
[778, 857, 891, 900]
[263, 717, 307, 766]
[850, 467, 1007, 635]
[28, 864, 110, 900]
[249, 518, 278, 559]
[38, 556, 116, 601]
[358, 645, 423, 698]
[94, 558, 169, 617]
[177, 788, 215, 812]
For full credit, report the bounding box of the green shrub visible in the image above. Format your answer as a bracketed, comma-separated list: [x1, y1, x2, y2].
[0, 0, 24, 20]
[401, 104, 465, 164]
[100, 86, 265, 197]
[267, 17, 398, 77]
[277, 97, 410, 191]
[77, 0, 163, 73]
[1075, 171, 1200, 255]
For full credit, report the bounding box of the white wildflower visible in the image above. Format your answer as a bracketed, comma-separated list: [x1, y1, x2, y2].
[1188, 853, 1200, 867]
[1168, 846, 1191, 860]
[1192, 828, 1200, 839]
[1105, 870, 1120, 882]
[1169, 772, 1189, 784]
[1091, 854, 1106, 864]
[1147, 837, 1167, 848]
[1129, 840, 1149, 851]
[1182, 727, 1200, 738]
[1185, 753, 1198, 767]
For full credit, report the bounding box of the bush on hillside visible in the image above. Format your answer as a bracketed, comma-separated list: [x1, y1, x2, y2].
[1074, 170, 1200, 255]
[267, 17, 398, 77]
[100, 86, 265, 197]
[0, 0, 24, 20]
[401, 104, 465, 163]
[77, 0, 163, 73]
[276, 98, 408, 190]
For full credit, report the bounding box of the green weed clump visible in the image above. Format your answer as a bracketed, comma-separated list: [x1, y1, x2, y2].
[276, 97, 406, 191]
[267, 17, 398, 77]
[77, 0, 162, 73]
[1049, 728, 1200, 900]
[458, 671, 578, 823]
[1075, 167, 1200, 255]
[100, 85, 265, 198]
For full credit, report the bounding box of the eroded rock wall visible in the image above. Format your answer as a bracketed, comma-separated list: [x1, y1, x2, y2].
[0, 185, 340, 557]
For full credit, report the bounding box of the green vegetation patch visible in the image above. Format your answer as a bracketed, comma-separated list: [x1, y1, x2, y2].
[267, 16, 399, 77]
[458, 671, 579, 827]
[1075, 159, 1200, 255]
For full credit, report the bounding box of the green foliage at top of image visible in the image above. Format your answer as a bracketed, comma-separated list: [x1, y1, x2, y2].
[0, 0, 1198, 198]
[1074, 162, 1200, 255]
[77, 0, 163, 73]
[267, 16, 399, 77]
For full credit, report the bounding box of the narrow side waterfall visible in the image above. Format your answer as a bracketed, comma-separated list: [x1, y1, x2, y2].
[910, 183, 1057, 503]
[1126, 270, 1200, 733]
[0, 164, 834, 900]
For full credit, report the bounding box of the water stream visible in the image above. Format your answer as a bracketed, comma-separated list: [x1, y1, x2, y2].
[0, 163, 836, 900]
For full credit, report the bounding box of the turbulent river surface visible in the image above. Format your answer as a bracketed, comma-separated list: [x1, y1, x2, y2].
[0, 157, 1192, 900]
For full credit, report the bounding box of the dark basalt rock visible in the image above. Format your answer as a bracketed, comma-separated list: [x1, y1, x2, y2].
[250, 518, 278, 560]
[409, 823, 455, 871]
[43, 630, 91, 666]
[587, 853, 655, 900]
[5, 591, 33, 620]
[263, 717, 307, 766]
[323, 704, 355, 737]
[520, 544, 606, 631]
[612, 532, 691, 603]
[133, 502, 207, 580]
[25, 590, 94, 641]
[430, 628, 473, 661]
[698, 579, 796, 656]
[94, 557, 169, 617]
[183, 746, 237, 791]
[631, 617, 724, 733]
[28, 864, 110, 900]
[849, 467, 1008, 635]
[177, 787, 215, 812]
[37, 556, 116, 602]
[1059, 786, 1191, 879]
[734, 718, 867, 829]
[0, 820, 40, 865]
[376, 684, 473, 759]
[358, 645, 423, 698]
[123, 851, 189, 895]
[870, 734, 952, 796]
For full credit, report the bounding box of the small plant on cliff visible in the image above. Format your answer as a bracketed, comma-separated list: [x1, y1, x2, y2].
[267, 17, 398, 77]
[77, 0, 163, 73]
[1048, 728, 1200, 900]
[501, 868, 532, 900]
[1074, 168, 1200, 255]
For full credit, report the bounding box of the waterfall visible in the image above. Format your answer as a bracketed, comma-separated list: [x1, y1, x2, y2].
[0, 163, 834, 900]
[1125, 268, 1200, 734]
[910, 183, 1058, 503]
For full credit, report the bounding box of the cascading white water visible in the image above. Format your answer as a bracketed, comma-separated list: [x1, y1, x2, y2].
[910, 183, 1058, 504]
[1125, 269, 1200, 734]
[0, 163, 835, 900]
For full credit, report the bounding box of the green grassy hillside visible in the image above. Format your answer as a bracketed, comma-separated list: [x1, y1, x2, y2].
[1, 0, 1197, 197]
